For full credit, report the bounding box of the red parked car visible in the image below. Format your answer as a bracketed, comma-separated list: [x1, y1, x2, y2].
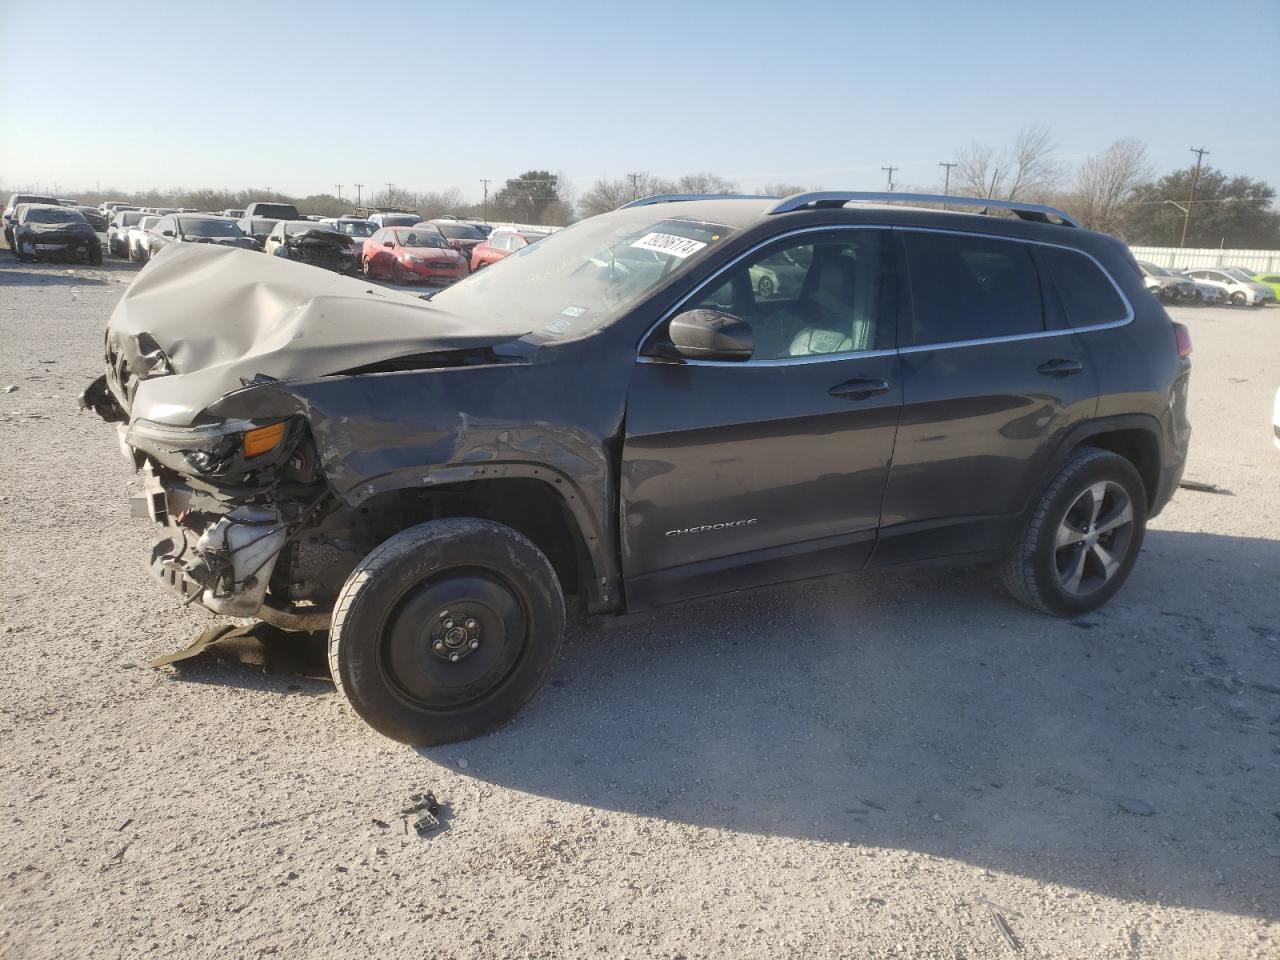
[362, 226, 468, 284]
[427, 219, 488, 263]
[469, 229, 542, 271]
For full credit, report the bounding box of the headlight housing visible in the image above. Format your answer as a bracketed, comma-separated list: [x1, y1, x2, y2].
[127, 417, 298, 478]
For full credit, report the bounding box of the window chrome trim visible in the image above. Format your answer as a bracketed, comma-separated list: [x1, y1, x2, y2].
[635, 224, 1134, 367]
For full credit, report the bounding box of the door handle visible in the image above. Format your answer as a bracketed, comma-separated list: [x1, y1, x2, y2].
[829, 377, 890, 401]
[1037, 358, 1084, 377]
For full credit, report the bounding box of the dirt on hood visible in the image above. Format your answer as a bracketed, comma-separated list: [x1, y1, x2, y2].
[105, 243, 530, 426]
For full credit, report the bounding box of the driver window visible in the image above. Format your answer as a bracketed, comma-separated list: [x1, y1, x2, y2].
[692, 231, 882, 361]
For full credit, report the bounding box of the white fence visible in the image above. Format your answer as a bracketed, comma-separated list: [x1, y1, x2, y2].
[1129, 246, 1280, 273]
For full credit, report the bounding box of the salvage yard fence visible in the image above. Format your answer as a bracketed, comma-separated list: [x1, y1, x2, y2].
[1129, 246, 1280, 273]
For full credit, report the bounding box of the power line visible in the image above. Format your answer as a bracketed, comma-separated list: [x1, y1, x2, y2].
[1180, 146, 1210, 248]
[480, 179, 490, 221]
[627, 172, 640, 201]
[881, 166, 898, 191]
[353, 183, 363, 206]
[335, 184, 343, 202]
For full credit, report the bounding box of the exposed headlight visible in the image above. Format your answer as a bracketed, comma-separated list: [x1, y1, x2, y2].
[127, 417, 296, 476]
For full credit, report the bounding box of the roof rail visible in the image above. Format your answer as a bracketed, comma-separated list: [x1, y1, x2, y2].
[768, 191, 1079, 227]
[621, 193, 777, 209]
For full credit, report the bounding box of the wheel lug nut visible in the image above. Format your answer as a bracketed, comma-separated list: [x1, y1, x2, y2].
[469, 639, 480, 649]
[443, 619, 454, 629]
[449, 653, 460, 662]
[433, 641, 444, 652]
[465, 619, 477, 630]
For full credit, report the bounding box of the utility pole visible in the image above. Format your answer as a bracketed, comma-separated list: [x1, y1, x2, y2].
[480, 178, 490, 221]
[335, 184, 343, 202]
[354, 183, 363, 207]
[1179, 146, 1210, 248]
[881, 166, 898, 192]
[938, 161, 956, 195]
[627, 172, 640, 201]
[385, 183, 394, 206]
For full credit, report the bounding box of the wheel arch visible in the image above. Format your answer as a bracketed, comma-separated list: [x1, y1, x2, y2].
[1045, 415, 1164, 515]
[346, 465, 621, 613]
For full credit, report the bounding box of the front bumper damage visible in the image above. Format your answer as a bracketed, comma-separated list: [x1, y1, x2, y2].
[130, 453, 294, 617]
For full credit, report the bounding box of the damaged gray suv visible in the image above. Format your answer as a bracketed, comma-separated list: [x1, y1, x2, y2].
[81, 192, 1193, 744]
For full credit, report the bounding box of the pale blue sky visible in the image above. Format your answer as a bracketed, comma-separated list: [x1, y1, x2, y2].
[2, 0, 1277, 202]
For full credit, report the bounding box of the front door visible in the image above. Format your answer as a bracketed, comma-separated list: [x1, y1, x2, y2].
[621, 228, 902, 610]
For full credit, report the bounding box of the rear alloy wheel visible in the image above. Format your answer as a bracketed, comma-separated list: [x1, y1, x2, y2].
[361, 257, 373, 278]
[1001, 447, 1147, 616]
[328, 518, 565, 745]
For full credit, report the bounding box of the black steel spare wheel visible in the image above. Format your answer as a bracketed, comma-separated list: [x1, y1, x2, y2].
[329, 518, 565, 745]
[384, 573, 525, 708]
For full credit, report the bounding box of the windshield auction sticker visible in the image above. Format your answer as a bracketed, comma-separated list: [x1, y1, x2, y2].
[630, 232, 708, 259]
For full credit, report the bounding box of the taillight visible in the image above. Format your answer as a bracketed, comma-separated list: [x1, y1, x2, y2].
[1172, 322, 1192, 358]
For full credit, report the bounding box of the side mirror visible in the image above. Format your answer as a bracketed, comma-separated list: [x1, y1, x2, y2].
[667, 309, 753, 362]
[162, 229, 174, 237]
[383, 240, 394, 248]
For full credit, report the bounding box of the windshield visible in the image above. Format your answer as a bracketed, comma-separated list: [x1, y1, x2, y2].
[335, 220, 375, 237]
[378, 214, 420, 227]
[1222, 268, 1255, 282]
[118, 212, 145, 227]
[180, 217, 243, 238]
[429, 214, 735, 342]
[435, 222, 485, 241]
[24, 207, 84, 224]
[249, 219, 279, 234]
[139, 217, 160, 230]
[394, 228, 449, 249]
[1139, 262, 1169, 277]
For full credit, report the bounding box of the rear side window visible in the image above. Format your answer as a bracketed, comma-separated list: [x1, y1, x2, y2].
[1039, 247, 1128, 328]
[903, 232, 1043, 346]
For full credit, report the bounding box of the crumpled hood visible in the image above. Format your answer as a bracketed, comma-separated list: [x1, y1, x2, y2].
[107, 243, 530, 426]
[22, 221, 94, 238]
[284, 229, 352, 249]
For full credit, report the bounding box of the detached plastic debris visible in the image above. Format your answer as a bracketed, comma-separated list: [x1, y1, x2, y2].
[399, 791, 443, 836]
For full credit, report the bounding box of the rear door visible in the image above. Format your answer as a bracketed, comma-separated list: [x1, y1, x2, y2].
[621, 227, 903, 609]
[873, 229, 1102, 565]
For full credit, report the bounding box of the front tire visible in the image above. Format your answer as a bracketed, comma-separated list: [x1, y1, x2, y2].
[328, 518, 566, 745]
[88, 239, 103, 265]
[1001, 447, 1147, 617]
[1230, 291, 1247, 305]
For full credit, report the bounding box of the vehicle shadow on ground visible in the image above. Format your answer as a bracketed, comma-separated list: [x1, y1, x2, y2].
[421, 527, 1280, 919]
[0, 252, 139, 287]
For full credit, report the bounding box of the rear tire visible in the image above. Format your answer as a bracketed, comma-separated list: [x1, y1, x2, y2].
[1001, 447, 1147, 617]
[328, 518, 565, 745]
[88, 239, 103, 265]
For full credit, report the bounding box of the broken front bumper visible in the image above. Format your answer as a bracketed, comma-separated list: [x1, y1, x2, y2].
[134, 463, 287, 618]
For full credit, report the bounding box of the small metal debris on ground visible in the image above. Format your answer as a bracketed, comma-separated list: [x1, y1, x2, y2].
[3, 385, 17, 393]
[399, 790, 443, 836]
[1179, 479, 1232, 495]
[976, 897, 1022, 953]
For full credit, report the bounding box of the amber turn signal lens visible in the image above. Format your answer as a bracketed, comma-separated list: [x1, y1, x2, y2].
[243, 422, 286, 458]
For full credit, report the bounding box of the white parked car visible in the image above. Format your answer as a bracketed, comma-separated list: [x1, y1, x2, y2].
[1182, 267, 1276, 306]
[127, 215, 161, 262]
[107, 209, 149, 257]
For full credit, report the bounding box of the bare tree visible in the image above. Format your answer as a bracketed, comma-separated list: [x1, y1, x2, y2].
[579, 173, 676, 217]
[1066, 138, 1152, 233]
[760, 182, 812, 197]
[955, 126, 1061, 201]
[673, 172, 738, 194]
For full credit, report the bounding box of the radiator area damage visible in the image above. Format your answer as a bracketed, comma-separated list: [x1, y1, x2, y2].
[82, 243, 626, 625]
[276, 227, 357, 272]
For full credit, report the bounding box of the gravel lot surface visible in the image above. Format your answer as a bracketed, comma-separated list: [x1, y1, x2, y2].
[1, 252, 1277, 959]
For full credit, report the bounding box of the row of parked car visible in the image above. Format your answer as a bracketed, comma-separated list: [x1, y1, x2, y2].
[2, 192, 554, 283]
[1137, 260, 1278, 307]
